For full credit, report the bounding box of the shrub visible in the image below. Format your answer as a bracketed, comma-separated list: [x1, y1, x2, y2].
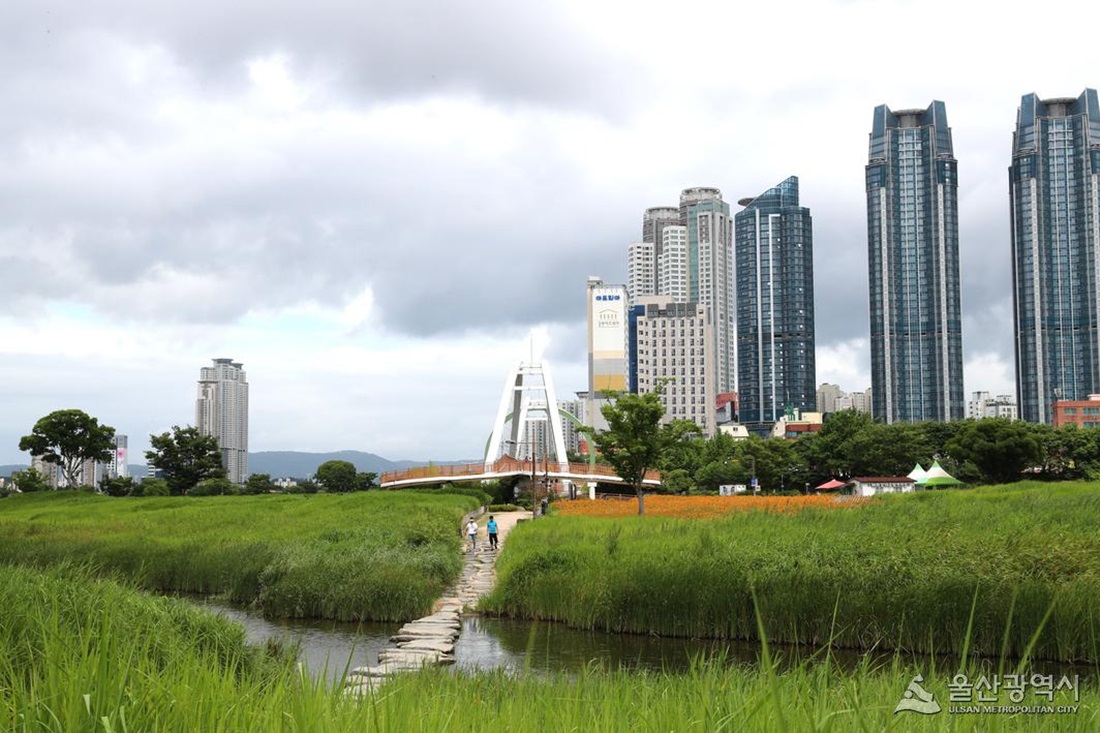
[133, 478, 170, 497]
[191, 478, 238, 496]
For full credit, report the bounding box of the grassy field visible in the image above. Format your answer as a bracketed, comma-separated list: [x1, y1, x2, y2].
[0, 491, 476, 621]
[482, 482, 1100, 663]
[3, 564, 1096, 732]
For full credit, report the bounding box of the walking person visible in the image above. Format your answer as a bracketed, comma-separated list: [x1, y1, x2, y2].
[487, 515, 499, 550]
[465, 519, 478, 552]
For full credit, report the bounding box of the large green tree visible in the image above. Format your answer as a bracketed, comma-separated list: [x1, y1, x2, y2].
[145, 426, 225, 496]
[19, 409, 116, 489]
[945, 418, 1042, 484]
[584, 387, 687, 515]
[315, 460, 358, 492]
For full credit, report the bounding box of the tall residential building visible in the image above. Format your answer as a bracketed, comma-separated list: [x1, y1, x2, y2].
[626, 241, 655, 305]
[632, 190, 733, 393]
[196, 358, 249, 484]
[816, 383, 844, 414]
[585, 277, 628, 432]
[866, 101, 964, 424]
[108, 434, 128, 479]
[558, 397, 586, 454]
[681, 188, 734, 393]
[1010, 89, 1100, 424]
[629, 295, 717, 435]
[659, 225, 689, 303]
[734, 176, 816, 431]
[643, 206, 681, 293]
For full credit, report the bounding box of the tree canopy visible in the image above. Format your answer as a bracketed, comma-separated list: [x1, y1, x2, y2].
[145, 426, 226, 496]
[18, 409, 116, 489]
[315, 460, 376, 492]
[584, 387, 691, 514]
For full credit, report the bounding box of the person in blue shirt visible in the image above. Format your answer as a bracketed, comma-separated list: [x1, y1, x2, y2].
[487, 515, 499, 550]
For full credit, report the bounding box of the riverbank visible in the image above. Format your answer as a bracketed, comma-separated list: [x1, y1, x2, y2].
[4, 564, 1096, 731]
[0, 491, 477, 621]
[481, 482, 1100, 663]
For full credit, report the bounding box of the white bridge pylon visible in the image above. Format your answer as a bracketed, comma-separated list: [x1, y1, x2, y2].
[485, 360, 570, 473]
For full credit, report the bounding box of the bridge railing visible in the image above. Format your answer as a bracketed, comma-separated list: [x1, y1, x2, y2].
[379, 457, 660, 486]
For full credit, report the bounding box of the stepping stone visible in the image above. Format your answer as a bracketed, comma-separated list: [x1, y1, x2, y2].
[346, 678, 384, 696]
[391, 628, 459, 641]
[349, 660, 429, 677]
[399, 621, 459, 633]
[378, 648, 455, 665]
[396, 638, 456, 654]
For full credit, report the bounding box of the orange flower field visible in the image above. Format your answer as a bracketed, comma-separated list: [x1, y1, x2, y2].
[554, 493, 863, 519]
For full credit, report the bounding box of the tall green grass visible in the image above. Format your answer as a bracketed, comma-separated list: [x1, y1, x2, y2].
[0, 491, 476, 621]
[481, 482, 1100, 663]
[3, 565, 1096, 732]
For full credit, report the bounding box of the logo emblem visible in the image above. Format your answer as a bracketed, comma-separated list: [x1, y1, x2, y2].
[894, 674, 941, 715]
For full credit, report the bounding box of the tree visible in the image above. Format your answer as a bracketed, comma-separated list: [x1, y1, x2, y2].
[132, 478, 170, 497]
[244, 473, 277, 495]
[100, 475, 136, 497]
[191, 477, 237, 496]
[946, 418, 1041, 484]
[583, 387, 680, 515]
[145, 426, 226, 496]
[11, 467, 51, 493]
[315, 460, 359, 492]
[18, 409, 116, 489]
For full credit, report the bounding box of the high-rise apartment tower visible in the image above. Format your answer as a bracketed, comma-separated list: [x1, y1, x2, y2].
[196, 358, 249, 483]
[734, 176, 816, 431]
[866, 101, 964, 423]
[1010, 89, 1100, 423]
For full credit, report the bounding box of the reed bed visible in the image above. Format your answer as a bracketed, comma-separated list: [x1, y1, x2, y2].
[3, 565, 1096, 732]
[483, 482, 1100, 663]
[0, 491, 476, 621]
[557, 493, 862, 518]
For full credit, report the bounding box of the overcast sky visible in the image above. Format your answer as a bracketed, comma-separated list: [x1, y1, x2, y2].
[2, 0, 1097, 465]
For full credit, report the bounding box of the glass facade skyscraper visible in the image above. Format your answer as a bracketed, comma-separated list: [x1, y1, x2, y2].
[734, 176, 816, 430]
[866, 101, 964, 424]
[1010, 89, 1100, 423]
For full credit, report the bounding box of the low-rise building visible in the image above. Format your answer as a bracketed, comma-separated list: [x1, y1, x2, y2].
[850, 476, 917, 497]
[1053, 394, 1100, 428]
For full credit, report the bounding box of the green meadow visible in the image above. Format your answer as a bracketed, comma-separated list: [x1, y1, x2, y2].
[482, 482, 1100, 663]
[0, 491, 477, 621]
[2, 564, 1096, 732]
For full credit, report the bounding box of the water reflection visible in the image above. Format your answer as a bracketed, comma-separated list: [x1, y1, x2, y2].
[198, 600, 397, 684]
[197, 600, 1093, 683]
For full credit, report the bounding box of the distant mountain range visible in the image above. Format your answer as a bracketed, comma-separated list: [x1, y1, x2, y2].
[2, 451, 462, 480]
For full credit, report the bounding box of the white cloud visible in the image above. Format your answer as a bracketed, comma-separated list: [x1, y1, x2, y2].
[1, 0, 1094, 464]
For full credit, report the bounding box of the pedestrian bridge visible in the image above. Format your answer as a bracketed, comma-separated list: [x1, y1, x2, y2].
[379, 456, 661, 489]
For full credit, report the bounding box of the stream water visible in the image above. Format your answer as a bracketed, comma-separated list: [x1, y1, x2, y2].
[198, 600, 1093, 683]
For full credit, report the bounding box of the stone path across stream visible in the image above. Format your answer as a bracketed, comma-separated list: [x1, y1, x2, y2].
[346, 510, 529, 694]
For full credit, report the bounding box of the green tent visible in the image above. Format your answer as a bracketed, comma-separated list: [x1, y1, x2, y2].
[922, 460, 962, 487]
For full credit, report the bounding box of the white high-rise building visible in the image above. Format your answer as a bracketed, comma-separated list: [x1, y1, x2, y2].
[196, 358, 249, 484]
[627, 242, 656, 306]
[659, 225, 689, 303]
[108, 434, 128, 479]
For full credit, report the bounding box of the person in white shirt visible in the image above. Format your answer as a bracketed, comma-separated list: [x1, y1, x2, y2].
[465, 519, 478, 552]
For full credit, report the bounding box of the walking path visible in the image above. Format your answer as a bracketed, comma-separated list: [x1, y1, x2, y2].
[346, 510, 529, 693]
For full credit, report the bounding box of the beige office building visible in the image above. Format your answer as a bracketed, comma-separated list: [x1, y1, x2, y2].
[586, 277, 628, 431]
[631, 295, 717, 435]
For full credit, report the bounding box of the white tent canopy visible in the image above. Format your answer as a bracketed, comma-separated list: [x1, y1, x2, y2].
[907, 463, 927, 483]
